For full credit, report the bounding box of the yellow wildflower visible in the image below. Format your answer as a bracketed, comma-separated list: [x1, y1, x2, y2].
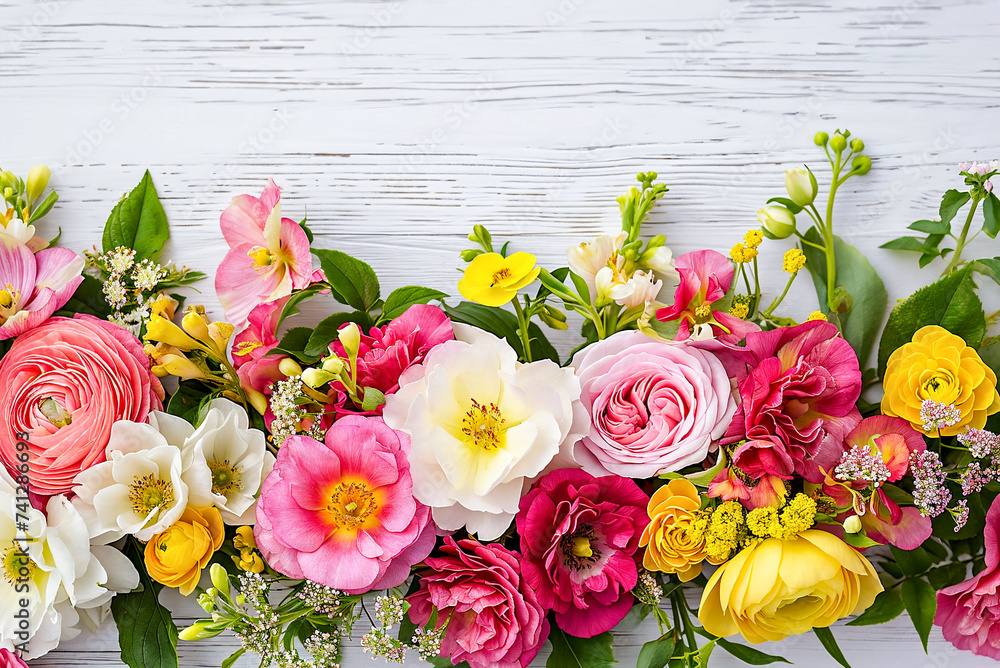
[457, 252, 540, 307]
[729, 301, 749, 320]
[783, 248, 806, 274]
[700, 501, 748, 564]
[747, 494, 817, 540]
[743, 229, 763, 249]
[233, 526, 265, 574]
[808, 311, 827, 322]
[730, 243, 746, 264]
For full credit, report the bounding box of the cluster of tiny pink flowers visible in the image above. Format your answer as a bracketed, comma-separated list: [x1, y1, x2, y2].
[953, 499, 970, 532]
[834, 445, 891, 486]
[960, 462, 995, 496]
[958, 427, 1000, 460]
[910, 450, 952, 517]
[919, 399, 962, 432]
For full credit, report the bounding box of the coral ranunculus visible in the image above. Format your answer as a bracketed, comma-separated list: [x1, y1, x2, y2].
[572, 330, 735, 478]
[882, 325, 1000, 436]
[408, 537, 549, 668]
[254, 416, 434, 594]
[144, 505, 224, 595]
[639, 478, 711, 581]
[0, 315, 164, 497]
[935, 494, 1000, 659]
[517, 468, 649, 638]
[699, 530, 882, 643]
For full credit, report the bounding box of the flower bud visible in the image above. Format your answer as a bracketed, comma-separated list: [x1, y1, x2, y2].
[784, 168, 817, 207]
[210, 563, 231, 600]
[832, 285, 853, 314]
[145, 314, 205, 352]
[245, 387, 268, 415]
[278, 357, 303, 377]
[756, 205, 796, 239]
[321, 355, 345, 374]
[829, 134, 847, 153]
[0, 171, 16, 191]
[813, 132, 829, 147]
[182, 309, 211, 342]
[178, 621, 225, 641]
[851, 155, 872, 176]
[849, 139, 864, 153]
[302, 367, 337, 388]
[25, 166, 51, 204]
[338, 322, 362, 358]
[843, 515, 862, 534]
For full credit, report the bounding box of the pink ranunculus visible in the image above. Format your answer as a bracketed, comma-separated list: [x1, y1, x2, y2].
[517, 468, 649, 638]
[215, 179, 313, 328]
[0, 315, 164, 497]
[719, 320, 862, 483]
[0, 234, 84, 340]
[571, 330, 736, 478]
[408, 537, 549, 668]
[935, 494, 1000, 659]
[254, 415, 434, 594]
[329, 304, 453, 415]
[0, 649, 28, 668]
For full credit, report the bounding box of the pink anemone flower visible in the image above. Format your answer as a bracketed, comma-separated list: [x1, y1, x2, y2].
[0, 234, 84, 340]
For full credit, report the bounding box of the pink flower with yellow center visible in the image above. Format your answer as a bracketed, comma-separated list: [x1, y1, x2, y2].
[254, 416, 434, 594]
[0, 232, 84, 340]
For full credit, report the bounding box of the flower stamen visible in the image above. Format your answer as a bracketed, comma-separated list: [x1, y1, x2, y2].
[128, 474, 175, 518]
[461, 399, 505, 451]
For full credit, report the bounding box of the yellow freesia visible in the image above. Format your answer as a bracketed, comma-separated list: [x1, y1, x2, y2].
[458, 252, 540, 307]
[144, 506, 224, 596]
[699, 530, 882, 644]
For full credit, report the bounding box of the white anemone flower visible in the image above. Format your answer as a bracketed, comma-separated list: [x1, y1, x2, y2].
[383, 323, 588, 541]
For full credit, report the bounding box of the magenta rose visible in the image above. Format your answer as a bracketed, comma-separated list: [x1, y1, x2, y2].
[408, 537, 549, 668]
[0, 315, 164, 497]
[517, 468, 649, 638]
[718, 320, 862, 483]
[935, 494, 1000, 659]
[254, 416, 434, 594]
[329, 304, 453, 415]
[571, 330, 735, 478]
[0, 649, 28, 668]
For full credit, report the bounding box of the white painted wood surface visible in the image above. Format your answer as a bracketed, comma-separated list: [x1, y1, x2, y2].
[4, 0, 1000, 664]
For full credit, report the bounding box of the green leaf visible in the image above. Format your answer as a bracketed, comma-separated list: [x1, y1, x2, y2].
[381, 286, 448, 321]
[876, 265, 987, 377]
[981, 340, 1000, 376]
[846, 588, 904, 626]
[802, 230, 887, 365]
[813, 626, 852, 668]
[166, 381, 214, 423]
[637, 634, 675, 668]
[57, 274, 114, 317]
[270, 326, 320, 362]
[221, 649, 245, 668]
[305, 311, 370, 358]
[842, 530, 881, 549]
[102, 170, 170, 261]
[972, 258, 1000, 286]
[313, 249, 381, 312]
[715, 638, 791, 664]
[901, 578, 937, 652]
[908, 219, 951, 235]
[939, 189, 971, 225]
[569, 270, 592, 305]
[984, 193, 1000, 238]
[880, 236, 930, 252]
[927, 562, 968, 590]
[546, 627, 616, 668]
[890, 545, 935, 576]
[442, 301, 559, 363]
[277, 283, 328, 328]
[112, 539, 178, 668]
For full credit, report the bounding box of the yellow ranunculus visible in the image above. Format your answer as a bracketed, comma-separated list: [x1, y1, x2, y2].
[639, 479, 710, 582]
[144, 506, 224, 595]
[882, 325, 1000, 436]
[458, 252, 540, 307]
[699, 530, 882, 643]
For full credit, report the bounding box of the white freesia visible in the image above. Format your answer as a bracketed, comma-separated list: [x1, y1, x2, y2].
[609, 269, 662, 308]
[180, 398, 275, 525]
[641, 244, 680, 287]
[566, 232, 625, 294]
[384, 324, 587, 541]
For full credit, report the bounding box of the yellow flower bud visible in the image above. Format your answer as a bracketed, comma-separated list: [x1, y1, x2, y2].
[157, 354, 213, 381]
[244, 387, 269, 415]
[278, 357, 303, 377]
[146, 313, 207, 352]
[149, 293, 180, 320]
[322, 355, 345, 374]
[337, 322, 362, 359]
[783, 248, 806, 274]
[207, 321, 235, 355]
[234, 526, 257, 552]
[25, 166, 51, 204]
[302, 367, 337, 388]
[182, 308, 211, 342]
[807, 311, 828, 322]
[843, 515, 863, 534]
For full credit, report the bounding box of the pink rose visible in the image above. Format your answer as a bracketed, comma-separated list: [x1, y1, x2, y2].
[517, 468, 649, 638]
[0, 315, 164, 497]
[408, 537, 549, 668]
[935, 494, 1000, 659]
[572, 330, 736, 478]
[0, 649, 28, 668]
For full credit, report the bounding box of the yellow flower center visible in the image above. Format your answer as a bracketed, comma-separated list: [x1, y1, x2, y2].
[2, 543, 34, 585]
[490, 267, 512, 286]
[921, 372, 956, 402]
[462, 399, 506, 451]
[129, 474, 175, 517]
[209, 459, 244, 497]
[0, 284, 21, 323]
[248, 246, 276, 268]
[38, 397, 72, 428]
[694, 304, 712, 319]
[233, 340, 263, 357]
[562, 525, 601, 571]
[327, 482, 378, 530]
[571, 536, 593, 558]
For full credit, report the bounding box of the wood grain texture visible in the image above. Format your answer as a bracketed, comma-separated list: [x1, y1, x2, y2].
[3, 0, 1000, 665]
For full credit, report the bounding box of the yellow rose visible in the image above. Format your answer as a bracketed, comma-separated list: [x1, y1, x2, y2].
[639, 479, 709, 581]
[882, 325, 1000, 436]
[145, 506, 224, 595]
[698, 530, 882, 643]
[457, 252, 540, 307]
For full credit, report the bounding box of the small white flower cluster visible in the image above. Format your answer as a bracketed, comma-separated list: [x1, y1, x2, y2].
[297, 580, 344, 618]
[633, 570, 664, 607]
[374, 595, 406, 628]
[270, 376, 308, 447]
[411, 626, 446, 661]
[360, 628, 406, 664]
[97, 246, 169, 334]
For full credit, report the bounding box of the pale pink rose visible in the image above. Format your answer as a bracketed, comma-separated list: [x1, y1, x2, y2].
[571, 330, 736, 478]
[0, 315, 164, 497]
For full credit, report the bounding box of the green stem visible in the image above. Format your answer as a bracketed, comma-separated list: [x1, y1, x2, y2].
[942, 196, 981, 275]
[763, 272, 797, 317]
[511, 296, 533, 362]
[823, 155, 842, 311]
[794, 230, 827, 251]
[672, 589, 699, 664]
[750, 255, 761, 318]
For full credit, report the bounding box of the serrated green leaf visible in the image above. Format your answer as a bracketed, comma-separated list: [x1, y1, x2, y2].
[908, 219, 951, 235]
[813, 626, 852, 668]
[846, 588, 904, 626]
[901, 578, 937, 652]
[313, 249, 381, 312]
[940, 189, 971, 225]
[715, 638, 791, 664]
[270, 326, 319, 362]
[877, 265, 986, 377]
[102, 170, 170, 261]
[381, 286, 448, 321]
[973, 258, 1000, 286]
[637, 634, 675, 668]
[984, 193, 1000, 238]
[547, 627, 616, 668]
[112, 539, 178, 668]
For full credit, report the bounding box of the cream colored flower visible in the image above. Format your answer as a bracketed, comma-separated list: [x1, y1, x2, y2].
[567, 232, 626, 294]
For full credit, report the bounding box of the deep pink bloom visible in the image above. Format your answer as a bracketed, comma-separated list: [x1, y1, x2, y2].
[408, 537, 549, 668]
[215, 179, 313, 327]
[329, 304, 453, 415]
[719, 320, 862, 483]
[516, 468, 649, 638]
[0, 234, 84, 340]
[935, 494, 1000, 659]
[0, 649, 28, 668]
[232, 296, 287, 370]
[254, 416, 433, 594]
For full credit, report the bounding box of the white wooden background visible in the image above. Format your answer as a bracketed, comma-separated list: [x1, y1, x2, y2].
[4, 0, 1000, 665]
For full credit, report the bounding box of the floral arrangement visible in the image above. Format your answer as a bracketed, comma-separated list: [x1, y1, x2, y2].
[1, 129, 999, 668]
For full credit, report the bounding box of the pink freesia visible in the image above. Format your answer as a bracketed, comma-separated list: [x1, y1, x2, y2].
[254, 415, 434, 594]
[329, 304, 453, 415]
[408, 537, 549, 668]
[0, 233, 84, 340]
[0, 649, 28, 668]
[0, 315, 163, 497]
[935, 494, 1000, 659]
[231, 296, 287, 370]
[517, 468, 649, 638]
[719, 320, 862, 484]
[571, 330, 735, 478]
[215, 179, 313, 328]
